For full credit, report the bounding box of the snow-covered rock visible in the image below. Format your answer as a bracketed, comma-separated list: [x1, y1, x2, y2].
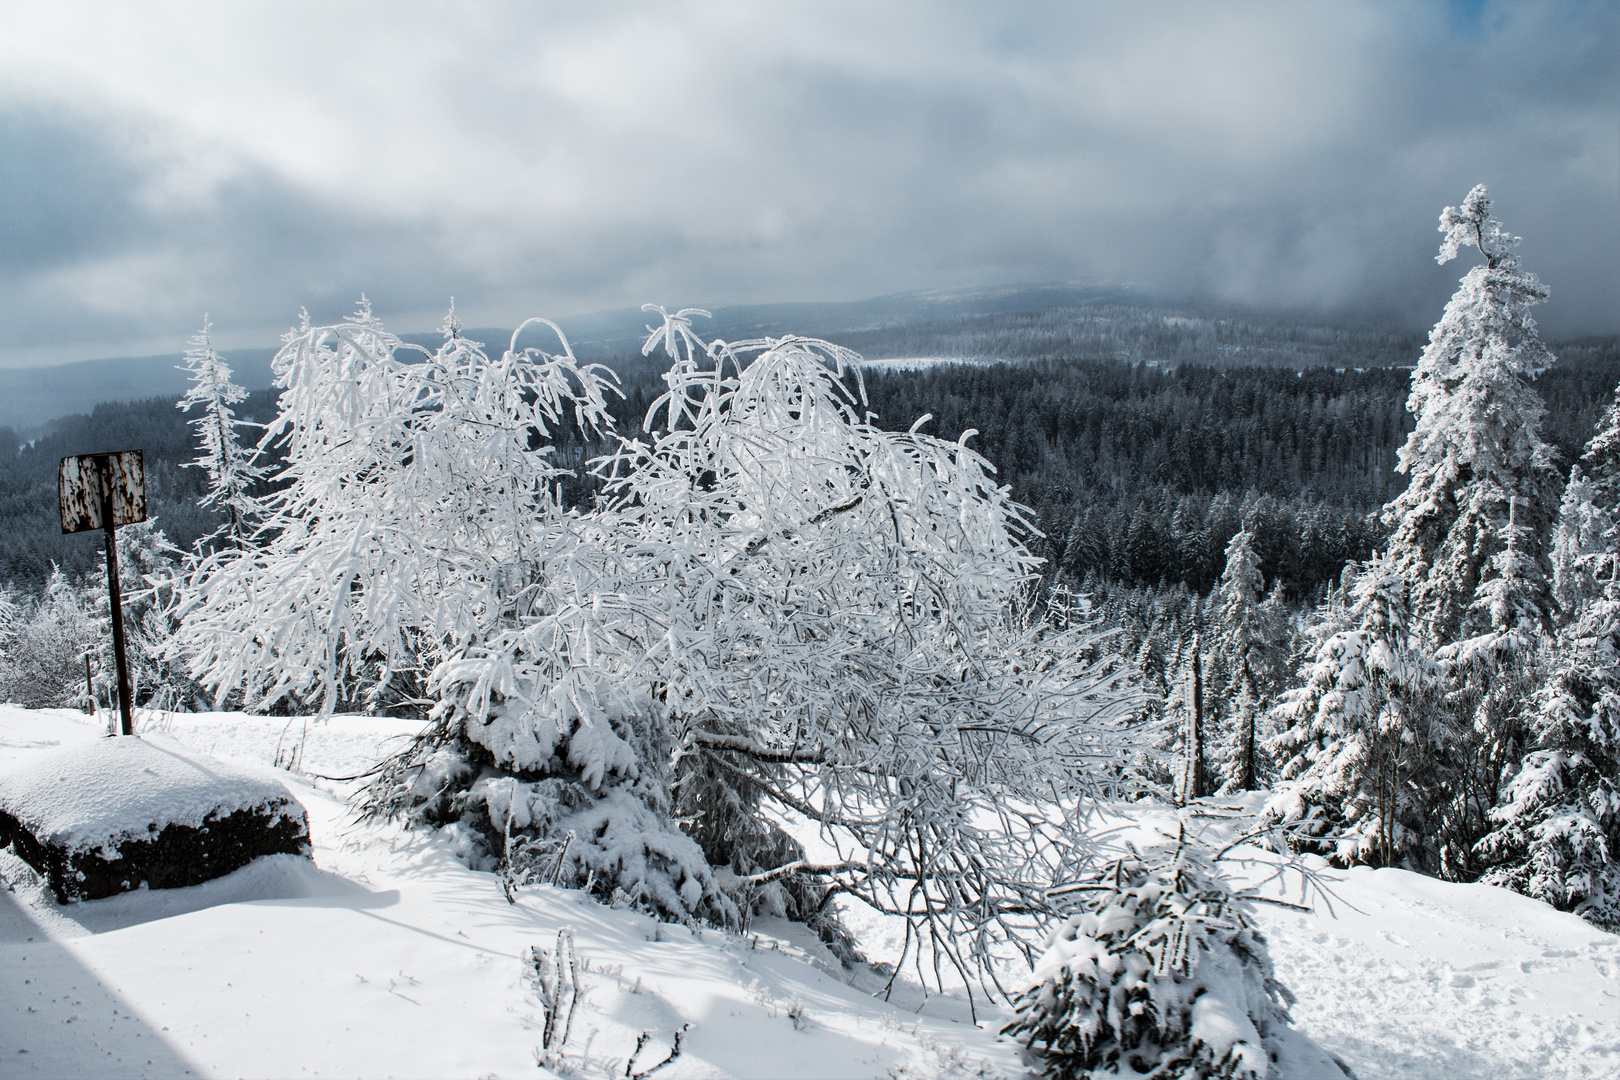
[0, 734, 309, 902]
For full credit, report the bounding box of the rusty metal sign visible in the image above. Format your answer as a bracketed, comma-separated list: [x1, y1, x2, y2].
[59, 451, 146, 535]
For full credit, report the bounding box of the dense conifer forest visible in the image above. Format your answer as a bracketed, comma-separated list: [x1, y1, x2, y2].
[1, 330, 1616, 595]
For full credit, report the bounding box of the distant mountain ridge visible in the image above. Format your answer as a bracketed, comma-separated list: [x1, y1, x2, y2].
[0, 283, 1141, 434]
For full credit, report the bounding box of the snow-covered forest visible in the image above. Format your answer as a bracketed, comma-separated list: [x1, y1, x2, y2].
[4, 186, 1620, 1079]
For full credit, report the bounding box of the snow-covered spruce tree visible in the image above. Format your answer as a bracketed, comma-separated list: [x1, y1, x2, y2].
[1382, 184, 1560, 646]
[1262, 555, 1443, 868]
[1375, 184, 1560, 877]
[1433, 493, 1551, 877]
[1475, 392, 1620, 927]
[176, 316, 266, 549]
[1003, 833, 1309, 1080]
[1550, 467, 1607, 616]
[1207, 530, 1286, 793]
[579, 308, 1139, 975]
[1475, 579, 1620, 927]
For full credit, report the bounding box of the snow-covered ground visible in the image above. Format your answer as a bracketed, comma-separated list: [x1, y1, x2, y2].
[1, 705, 1616, 1079]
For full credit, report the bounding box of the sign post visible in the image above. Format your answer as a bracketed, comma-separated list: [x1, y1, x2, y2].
[59, 451, 146, 737]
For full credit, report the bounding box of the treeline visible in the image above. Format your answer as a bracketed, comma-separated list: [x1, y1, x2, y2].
[859, 343, 1620, 598]
[837, 303, 1427, 369]
[0, 392, 279, 584]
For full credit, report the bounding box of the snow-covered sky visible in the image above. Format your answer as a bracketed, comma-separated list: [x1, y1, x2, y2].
[0, 0, 1614, 366]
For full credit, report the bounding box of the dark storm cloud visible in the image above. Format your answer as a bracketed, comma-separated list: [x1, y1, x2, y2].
[0, 1, 1613, 367]
[0, 110, 151, 273]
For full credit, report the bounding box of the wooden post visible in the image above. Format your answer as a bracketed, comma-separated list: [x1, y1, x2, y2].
[84, 654, 95, 716]
[101, 483, 134, 737]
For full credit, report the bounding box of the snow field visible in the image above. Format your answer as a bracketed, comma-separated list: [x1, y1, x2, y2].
[1, 705, 1617, 1078]
[0, 707, 1021, 1079]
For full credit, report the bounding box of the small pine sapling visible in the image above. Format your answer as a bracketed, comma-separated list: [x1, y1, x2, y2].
[1003, 832, 1299, 1080]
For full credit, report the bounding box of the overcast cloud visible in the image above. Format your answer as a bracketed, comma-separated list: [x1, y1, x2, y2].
[0, 0, 1613, 366]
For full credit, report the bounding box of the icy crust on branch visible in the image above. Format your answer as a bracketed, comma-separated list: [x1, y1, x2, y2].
[0, 735, 303, 850]
[1002, 838, 1318, 1080]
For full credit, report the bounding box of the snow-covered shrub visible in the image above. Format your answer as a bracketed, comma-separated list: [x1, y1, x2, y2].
[0, 569, 99, 709]
[373, 671, 736, 925]
[1002, 835, 1296, 1080]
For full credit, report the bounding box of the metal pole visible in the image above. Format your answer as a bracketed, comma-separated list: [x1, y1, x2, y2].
[101, 486, 134, 737]
[84, 654, 95, 715]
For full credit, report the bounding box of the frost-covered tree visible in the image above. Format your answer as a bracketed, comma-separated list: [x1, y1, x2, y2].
[1371, 184, 1560, 878]
[1383, 184, 1560, 647]
[182, 301, 737, 923]
[0, 569, 99, 709]
[176, 298, 617, 715]
[1475, 583, 1620, 928]
[1433, 494, 1550, 877]
[1263, 556, 1443, 868]
[1477, 392, 1620, 928]
[1207, 531, 1286, 793]
[1549, 468, 1608, 616]
[177, 316, 266, 548]
[1002, 834, 1322, 1080]
[577, 308, 1139, 973]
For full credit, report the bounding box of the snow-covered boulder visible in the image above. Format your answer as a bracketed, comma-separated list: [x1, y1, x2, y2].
[0, 734, 310, 903]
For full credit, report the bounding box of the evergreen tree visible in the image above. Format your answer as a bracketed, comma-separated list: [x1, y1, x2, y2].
[1549, 467, 1606, 616]
[1382, 184, 1560, 646]
[1375, 184, 1561, 878]
[1207, 530, 1285, 792]
[1002, 834, 1333, 1079]
[1263, 556, 1443, 868]
[176, 316, 265, 548]
[1475, 567, 1620, 928]
[1476, 389, 1620, 928]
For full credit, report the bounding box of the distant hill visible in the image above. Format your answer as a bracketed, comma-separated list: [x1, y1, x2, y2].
[0, 284, 1144, 433]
